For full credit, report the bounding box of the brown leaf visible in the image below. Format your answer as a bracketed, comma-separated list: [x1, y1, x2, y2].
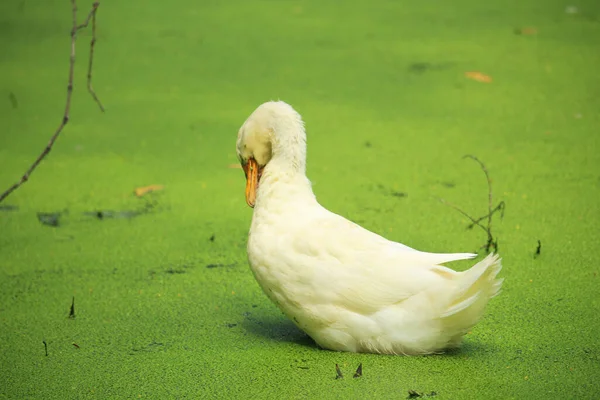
[465, 71, 492, 83]
[134, 184, 164, 197]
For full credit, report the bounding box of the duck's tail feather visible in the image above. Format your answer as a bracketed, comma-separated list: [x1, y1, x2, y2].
[440, 253, 503, 344]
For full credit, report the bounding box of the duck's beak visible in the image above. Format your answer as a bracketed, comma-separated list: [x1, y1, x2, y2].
[243, 158, 261, 208]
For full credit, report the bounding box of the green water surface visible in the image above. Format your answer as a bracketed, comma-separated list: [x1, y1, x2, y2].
[1, 0, 599, 398]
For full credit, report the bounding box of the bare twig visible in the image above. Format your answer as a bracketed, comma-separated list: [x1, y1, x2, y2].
[534, 240, 541, 258]
[439, 156, 504, 253]
[335, 364, 343, 379]
[353, 363, 363, 378]
[0, 0, 103, 204]
[68, 296, 75, 319]
[466, 201, 505, 230]
[463, 154, 493, 234]
[77, 2, 104, 112]
[438, 197, 489, 234]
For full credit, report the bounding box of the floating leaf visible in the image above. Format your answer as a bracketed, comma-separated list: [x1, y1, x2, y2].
[134, 184, 164, 197]
[465, 71, 492, 83]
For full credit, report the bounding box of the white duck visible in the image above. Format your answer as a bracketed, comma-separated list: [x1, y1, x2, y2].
[236, 101, 503, 355]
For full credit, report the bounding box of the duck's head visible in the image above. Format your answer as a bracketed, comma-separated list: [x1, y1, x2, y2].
[236, 101, 307, 207]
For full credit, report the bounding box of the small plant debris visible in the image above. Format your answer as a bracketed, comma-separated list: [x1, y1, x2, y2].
[209, 234, 216, 242]
[439, 155, 505, 253]
[37, 211, 62, 227]
[534, 240, 542, 258]
[409, 62, 431, 73]
[43, 340, 48, 356]
[225, 323, 237, 328]
[205, 263, 236, 269]
[378, 184, 408, 199]
[72, 342, 80, 349]
[335, 363, 344, 379]
[390, 191, 407, 198]
[353, 363, 363, 378]
[84, 209, 142, 219]
[408, 62, 454, 74]
[134, 184, 164, 197]
[465, 71, 492, 83]
[83, 196, 158, 220]
[165, 267, 186, 274]
[68, 296, 75, 319]
[407, 390, 437, 399]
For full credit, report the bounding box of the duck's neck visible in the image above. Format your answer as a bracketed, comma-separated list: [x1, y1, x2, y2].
[255, 158, 316, 212]
[253, 170, 316, 220]
[259, 159, 314, 198]
[269, 118, 307, 175]
[254, 121, 317, 210]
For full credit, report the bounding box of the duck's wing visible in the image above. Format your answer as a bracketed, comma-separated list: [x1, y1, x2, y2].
[284, 208, 476, 314]
[304, 208, 476, 265]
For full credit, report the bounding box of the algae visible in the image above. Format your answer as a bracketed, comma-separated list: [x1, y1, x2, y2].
[1, 0, 599, 398]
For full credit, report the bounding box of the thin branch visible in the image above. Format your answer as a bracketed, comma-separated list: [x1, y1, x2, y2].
[438, 197, 489, 234]
[463, 154, 493, 234]
[466, 201, 505, 230]
[0, 1, 103, 204]
[75, 2, 97, 30]
[439, 156, 504, 253]
[79, 2, 104, 112]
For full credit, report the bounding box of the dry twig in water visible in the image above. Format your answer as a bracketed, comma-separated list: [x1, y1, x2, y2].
[335, 364, 343, 379]
[439, 155, 505, 253]
[0, 1, 103, 204]
[68, 296, 76, 319]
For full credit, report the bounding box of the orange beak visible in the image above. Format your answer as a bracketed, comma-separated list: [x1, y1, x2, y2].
[243, 158, 262, 208]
